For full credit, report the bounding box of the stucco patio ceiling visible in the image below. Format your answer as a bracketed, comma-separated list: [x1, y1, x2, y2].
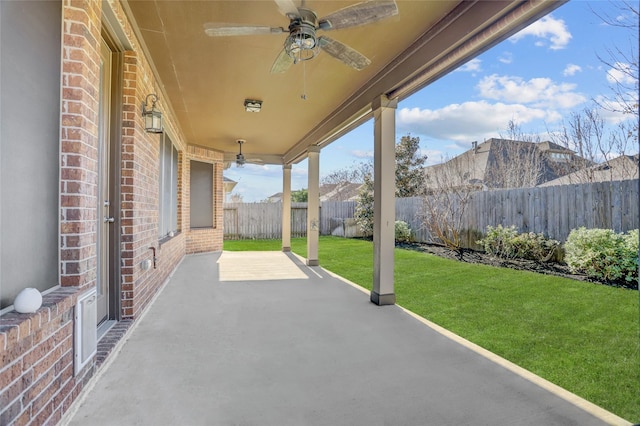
[122, 0, 565, 166]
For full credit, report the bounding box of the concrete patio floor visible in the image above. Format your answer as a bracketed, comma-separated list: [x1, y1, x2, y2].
[63, 251, 625, 426]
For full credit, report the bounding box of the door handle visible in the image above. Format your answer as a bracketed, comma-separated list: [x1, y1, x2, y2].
[104, 216, 115, 223]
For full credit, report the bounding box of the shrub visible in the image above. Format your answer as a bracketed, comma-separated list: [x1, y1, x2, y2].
[621, 229, 639, 282]
[511, 232, 559, 262]
[564, 227, 639, 283]
[477, 225, 519, 259]
[477, 225, 559, 261]
[395, 221, 412, 243]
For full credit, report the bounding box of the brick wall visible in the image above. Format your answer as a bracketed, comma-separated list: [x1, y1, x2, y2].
[0, 1, 104, 423]
[0, 0, 223, 424]
[60, 0, 101, 292]
[0, 289, 90, 425]
[109, 1, 189, 320]
[185, 145, 225, 254]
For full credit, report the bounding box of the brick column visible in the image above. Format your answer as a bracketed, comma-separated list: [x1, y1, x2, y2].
[60, 0, 102, 291]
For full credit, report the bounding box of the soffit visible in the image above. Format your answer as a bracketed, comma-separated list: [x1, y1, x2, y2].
[122, 1, 565, 164]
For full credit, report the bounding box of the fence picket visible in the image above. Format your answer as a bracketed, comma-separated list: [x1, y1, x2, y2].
[223, 180, 639, 243]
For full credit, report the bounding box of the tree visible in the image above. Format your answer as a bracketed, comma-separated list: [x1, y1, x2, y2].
[291, 188, 308, 202]
[354, 171, 375, 235]
[421, 153, 478, 249]
[228, 192, 243, 203]
[354, 135, 428, 234]
[321, 161, 369, 201]
[592, 1, 638, 129]
[549, 107, 637, 183]
[489, 120, 545, 188]
[321, 161, 368, 186]
[395, 134, 429, 197]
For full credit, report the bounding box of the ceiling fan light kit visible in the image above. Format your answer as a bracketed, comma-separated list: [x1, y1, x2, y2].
[284, 9, 320, 64]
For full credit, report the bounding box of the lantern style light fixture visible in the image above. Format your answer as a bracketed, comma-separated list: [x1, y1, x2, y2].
[142, 93, 163, 133]
[284, 9, 319, 64]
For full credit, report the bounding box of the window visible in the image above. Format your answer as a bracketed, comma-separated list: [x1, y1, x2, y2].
[549, 152, 571, 162]
[159, 133, 178, 238]
[190, 160, 214, 228]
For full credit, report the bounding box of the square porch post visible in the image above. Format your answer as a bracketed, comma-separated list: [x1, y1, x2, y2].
[306, 146, 320, 266]
[371, 95, 397, 305]
[282, 164, 292, 252]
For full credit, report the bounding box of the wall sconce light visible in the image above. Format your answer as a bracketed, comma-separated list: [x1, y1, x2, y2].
[244, 99, 262, 113]
[142, 94, 163, 133]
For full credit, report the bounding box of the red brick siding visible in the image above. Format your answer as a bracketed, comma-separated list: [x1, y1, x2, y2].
[185, 145, 224, 254]
[2, 0, 224, 424]
[0, 288, 90, 426]
[118, 47, 188, 319]
[60, 0, 102, 291]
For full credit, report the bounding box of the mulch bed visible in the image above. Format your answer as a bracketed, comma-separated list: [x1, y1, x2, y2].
[396, 242, 638, 290]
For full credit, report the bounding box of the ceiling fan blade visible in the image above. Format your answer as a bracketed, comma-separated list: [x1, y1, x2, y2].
[318, 36, 371, 70]
[318, 0, 398, 31]
[274, 0, 299, 18]
[204, 23, 285, 37]
[270, 48, 294, 73]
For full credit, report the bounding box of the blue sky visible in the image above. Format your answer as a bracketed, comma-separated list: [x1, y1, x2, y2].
[226, 1, 638, 202]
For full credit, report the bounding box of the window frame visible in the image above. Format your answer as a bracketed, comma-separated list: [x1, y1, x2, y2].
[189, 160, 215, 229]
[158, 132, 179, 239]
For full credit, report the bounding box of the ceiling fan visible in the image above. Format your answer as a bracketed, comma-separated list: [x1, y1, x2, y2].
[234, 140, 265, 167]
[204, 0, 398, 73]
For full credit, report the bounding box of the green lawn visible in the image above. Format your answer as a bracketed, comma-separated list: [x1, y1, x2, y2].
[224, 236, 640, 422]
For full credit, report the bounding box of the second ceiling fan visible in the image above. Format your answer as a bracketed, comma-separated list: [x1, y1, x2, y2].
[204, 0, 398, 73]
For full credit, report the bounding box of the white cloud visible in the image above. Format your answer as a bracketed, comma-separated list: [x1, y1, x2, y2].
[606, 62, 636, 85]
[477, 74, 586, 109]
[350, 149, 373, 159]
[563, 64, 582, 76]
[456, 58, 482, 73]
[498, 52, 513, 64]
[397, 101, 556, 143]
[509, 15, 572, 50]
[593, 94, 639, 124]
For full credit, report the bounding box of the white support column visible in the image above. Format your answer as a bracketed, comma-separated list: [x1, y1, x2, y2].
[282, 164, 292, 252]
[371, 95, 398, 305]
[306, 146, 320, 266]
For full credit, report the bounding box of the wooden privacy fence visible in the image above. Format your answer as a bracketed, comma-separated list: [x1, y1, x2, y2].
[224, 202, 307, 239]
[223, 180, 639, 244]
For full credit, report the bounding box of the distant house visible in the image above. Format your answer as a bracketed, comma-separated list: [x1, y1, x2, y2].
[320, 182, 362, 202]
[539, 154, 639, 187]
[223, 176, 238, 201]
[265, 182, 363, 203]
[424, 138, 591, 190]
[267, 192, 284, 203]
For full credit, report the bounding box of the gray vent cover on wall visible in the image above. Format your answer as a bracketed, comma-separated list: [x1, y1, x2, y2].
[74, 288, 97, 376]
